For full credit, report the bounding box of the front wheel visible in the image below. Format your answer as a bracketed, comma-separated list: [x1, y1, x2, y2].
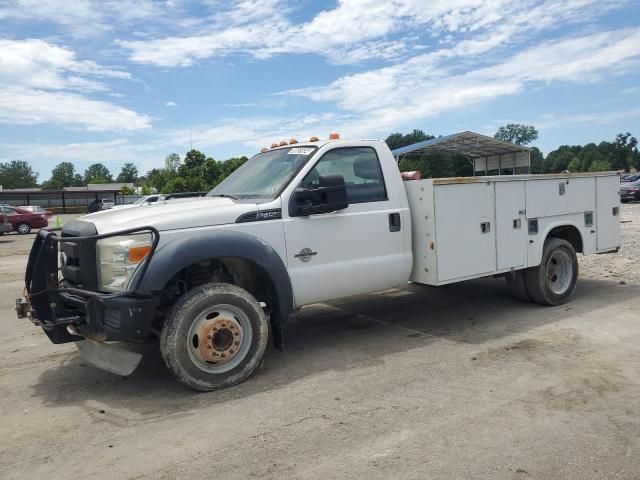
[524, 238, 578, 306]
[16, 222, 31, 234]
[160, 283, 269, 391]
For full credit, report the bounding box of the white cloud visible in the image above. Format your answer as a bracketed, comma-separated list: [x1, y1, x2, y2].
[0, 39, 150, 131]
[0, 39, 130, 92]
[0, 0, 173, 36]
[118, 0, 626, 67]
[283, 27, 640, 136]
[537, 109, 640, 129]
[165, 100, 177, 107]
[0, 87, 152, 131]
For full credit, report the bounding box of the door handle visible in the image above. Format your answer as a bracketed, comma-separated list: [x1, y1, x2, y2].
[389, 213, 401, 232]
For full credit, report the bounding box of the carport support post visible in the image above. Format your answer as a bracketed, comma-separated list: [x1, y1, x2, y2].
[513, 153, 516, 175]
[62, 191, 66, 214]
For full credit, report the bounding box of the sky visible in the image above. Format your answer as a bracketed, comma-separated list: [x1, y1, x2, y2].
[1, 0, 639, 181]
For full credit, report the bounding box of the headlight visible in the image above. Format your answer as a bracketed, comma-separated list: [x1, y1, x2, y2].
[96, 233, 153, 292]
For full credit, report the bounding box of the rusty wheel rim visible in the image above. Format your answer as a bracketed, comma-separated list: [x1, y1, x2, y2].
[186, 304, 252, 373]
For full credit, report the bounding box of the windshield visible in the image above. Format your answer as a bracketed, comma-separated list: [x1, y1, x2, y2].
[208, 146, 317, 199]
[134, 196, 153, 205]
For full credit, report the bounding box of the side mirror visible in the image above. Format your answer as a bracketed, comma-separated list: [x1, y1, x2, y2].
[290, 174, 349, 217]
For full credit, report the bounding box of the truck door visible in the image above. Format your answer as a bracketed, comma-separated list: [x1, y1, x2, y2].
[495, 181, 527, 269]
[283, 146, 408, 306]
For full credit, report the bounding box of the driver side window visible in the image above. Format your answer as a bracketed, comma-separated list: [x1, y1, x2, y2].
[300, 147, 387, 204]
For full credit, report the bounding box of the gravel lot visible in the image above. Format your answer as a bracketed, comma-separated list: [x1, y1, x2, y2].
[1, 205, 639, 479]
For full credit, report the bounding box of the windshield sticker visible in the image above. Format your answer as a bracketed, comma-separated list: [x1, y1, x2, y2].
[288, 147, 315, 155]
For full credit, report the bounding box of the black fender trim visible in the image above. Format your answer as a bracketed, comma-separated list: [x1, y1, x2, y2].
[136, 230, 293, 350]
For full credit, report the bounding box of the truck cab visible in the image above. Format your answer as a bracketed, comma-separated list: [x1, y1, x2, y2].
[17, 136, 621, 391]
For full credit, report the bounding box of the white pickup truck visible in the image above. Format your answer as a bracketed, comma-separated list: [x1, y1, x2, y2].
[17, 137, 621, 391]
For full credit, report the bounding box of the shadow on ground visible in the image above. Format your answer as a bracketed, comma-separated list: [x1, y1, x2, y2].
[30, 276, 633, 416]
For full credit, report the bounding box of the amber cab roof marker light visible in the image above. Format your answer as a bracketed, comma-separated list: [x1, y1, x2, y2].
[261, 147, 269, 153]
[289, 138, 298, 144]
[329, 132, 340, 140]
[309, 136, 319, 142]
[271, 143, 279, 148]
[279, 140, 288, 146]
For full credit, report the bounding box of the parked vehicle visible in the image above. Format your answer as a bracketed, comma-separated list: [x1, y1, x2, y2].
[17, 137, 621, 391]
[620, 173, 640, 183]
[619, 179, 640, 203]
[113, 192, 207, 210]
[0, 213, 11, 235]
[0, 205, 48, 234]
[20, 206, 53, 218]
[87, 198, 115, 213]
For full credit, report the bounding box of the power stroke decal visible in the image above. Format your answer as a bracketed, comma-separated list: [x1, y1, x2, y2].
[235, 209, 282, 223]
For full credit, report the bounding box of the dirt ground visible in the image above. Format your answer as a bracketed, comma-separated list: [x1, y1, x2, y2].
[1, 205, 639, 479]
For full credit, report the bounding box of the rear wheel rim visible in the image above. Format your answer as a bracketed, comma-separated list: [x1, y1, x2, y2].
[17, 223, 29, 234]
[546, 249, 573, 295]
[186, 304, 252, 374]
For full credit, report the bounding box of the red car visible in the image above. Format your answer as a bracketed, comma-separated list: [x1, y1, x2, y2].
[0, 205, 48, 234]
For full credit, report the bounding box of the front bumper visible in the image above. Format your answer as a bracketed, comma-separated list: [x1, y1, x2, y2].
[16, 228, 159, 345]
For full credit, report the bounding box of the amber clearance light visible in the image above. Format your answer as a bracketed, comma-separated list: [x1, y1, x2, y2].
[128, 245, 151, 263]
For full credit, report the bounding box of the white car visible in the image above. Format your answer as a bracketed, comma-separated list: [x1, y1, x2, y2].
[111, 195, 165, 210]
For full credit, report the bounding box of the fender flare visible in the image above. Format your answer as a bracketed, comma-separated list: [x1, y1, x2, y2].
[530, 220, 584, 267]
[136, 230, 293, 350]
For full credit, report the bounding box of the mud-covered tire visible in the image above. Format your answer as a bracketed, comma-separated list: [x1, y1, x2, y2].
[160, 282, 269, 392]
[524, 238, 578, 306]
[505, 270, 532, 302]
[16, 222, 31, 234]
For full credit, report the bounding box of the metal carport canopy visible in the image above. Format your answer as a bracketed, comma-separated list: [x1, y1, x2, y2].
[391, 131, 531, 174]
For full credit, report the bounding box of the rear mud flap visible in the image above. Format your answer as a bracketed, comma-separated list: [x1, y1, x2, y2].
[75, 339, 143, 377]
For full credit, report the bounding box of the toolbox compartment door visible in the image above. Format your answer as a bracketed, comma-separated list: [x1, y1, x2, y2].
[434, 182, 496, 282]
[596, 175, 621, 251]
[495, 181, 527, 269]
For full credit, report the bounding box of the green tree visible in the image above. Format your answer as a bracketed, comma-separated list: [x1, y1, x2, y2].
[162, 176, 188, 193]
[203, 158, 223, 187]
[41, 162, 84, 189]
[179, 149, 207, 178]
[588, 159, 612, 172]
[567, 157, 581, 173]
[494, 124, 538, 145]
[0, 160, 38, 189]
[529, 147, 544, 174]
[116, 162, 138, 183]
[220, 156, 248, 178]
[145, 168, 170, 192]
[84, 163, 113, 184]
[164, 153, 181, 173]
[385, 129, 434, 150]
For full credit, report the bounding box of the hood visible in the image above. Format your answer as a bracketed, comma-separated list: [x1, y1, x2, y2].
[82, 197, 261, 234]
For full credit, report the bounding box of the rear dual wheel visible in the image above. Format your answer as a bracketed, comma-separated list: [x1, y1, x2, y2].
[160, 283, 269, 392]
[506, 238, 578, 306]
